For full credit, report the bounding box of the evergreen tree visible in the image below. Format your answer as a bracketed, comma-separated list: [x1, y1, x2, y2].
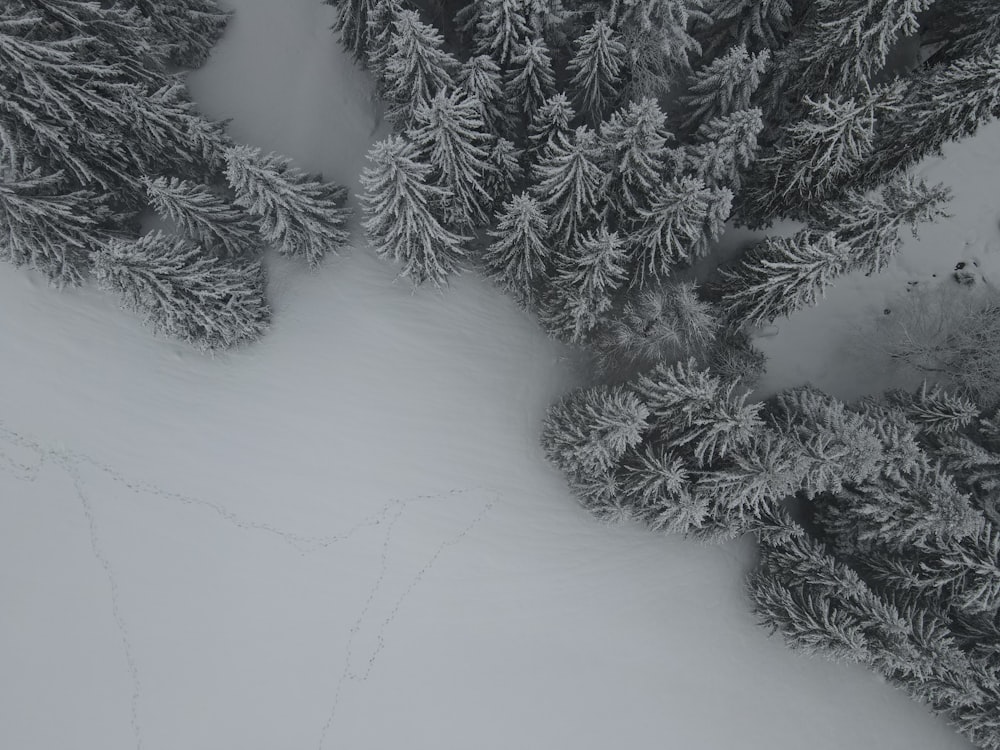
[708, 330, 767, 388]
[409, 89, 493, 228]
[474, 0, 531, 69]
[31, 0, 159, 70]
[541, 383, 650, 477]
[599, 98, 674, 222]
[596, 282, 720, 373]
[224, 146, 350, 268]
[887, 383, 981, 436]
[685, 107, 763, 192]
[92, 231, 270, 350]
[635, 358, 763, 466]
[123, 0, 231, 68]
[363, 0, 403, 86]
[382, 10, 458, 127]
[542, 226, 628, 342]
[567, 20, 627, 126]
[702, 0, 793, 55]
[144, 176, 259, 259]
[325, 0, 376, 62]
[484, 192, 549, 304]
[619, 443, 708, 533]
[360, 135, 468, 287]
[718, 230, 852, 328]
[0, 168, 110, 287]
[527, 93, 576, 161]
[811, 174, 951, 274]
[678, 44, 769, 133]
[458, 55, 507, 135]
[629, 177, 731, 285]
[530, 126, 603, 248]
[503, 35, 556, 127]
[483, 137, 524, 209]
[922, 0, 1000, 64]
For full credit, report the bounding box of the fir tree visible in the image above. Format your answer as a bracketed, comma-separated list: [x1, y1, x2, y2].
[503, 35, 556, 127]
[123, 0, 231, 68]
[325, 0, 376, 62]
[542, 226, 628, 342]
[567, 20, 627, 126]
[484, 192, 549, 304]
[224, 146, 350, 268]
[526, 93, 576, 161]
[703, 0, 793, 55]
[93, 231, 270, 350]
[718, 230, 852, 328]
[144, 176, 259, 259]
[541, 384, 650, 477]
[458, 55, 507, 135]
[887, 383, 980, 437]
[382, 10, 458, 128]
[360, 135, 468, 287]
[599, 98, 674, 222]
[530, 126, 603, 248]
[811, 174, 951, 274]
[678, 44, 769, 133]
[629, 177, 731, 285]
[708, 330, 767, 388]
[483, 137, 524, 209]
[619, 443, 708, 533]
[409, 89, 493, 228]
[363, 0, 403, 86]
[684, 107, 763, 192]
[0, 168, 110, 287]
[474, 0, 531, 69]
[32, 0, 159, 70]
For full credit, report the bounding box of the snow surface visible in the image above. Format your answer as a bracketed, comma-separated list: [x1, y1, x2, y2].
[0, 1, 982, 748]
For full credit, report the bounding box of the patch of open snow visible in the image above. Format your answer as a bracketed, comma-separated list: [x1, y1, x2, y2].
[0, 1, 978, 748]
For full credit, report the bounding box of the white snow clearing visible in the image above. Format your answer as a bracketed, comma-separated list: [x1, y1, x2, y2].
[0, 1, 983, 748]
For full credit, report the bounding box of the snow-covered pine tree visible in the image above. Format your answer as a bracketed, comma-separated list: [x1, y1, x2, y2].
[542, 226, 628, 342]
[382, 10, 458, 128]
[811, 174, 951, 274]
[598, 97, 674, 223]
[567, 20, 627, 126]
[30, 0, 159, 71]
[635, 357, 763, 466]
[483, 137, 524, 210]
[628, 177, 731, 286]
[700, 0, 793, 56]
[325, 0, 376, 62]
[684, 107, 763, 192]
[526, 93, 576, 161]
[122, 0, 231, 68]
[616, 442, 707, 533]
[887, 383, 981, 437]
[360, 135, 468, 287]
[530, 126, 603, 249]
[718, 230, 852, 328]
[458, 55, 508, 136]
[484, 192, 549, 304]
[541, 383, 650, 478]
[708, 330, 767, 388]
[408, 88, 493, 228]
[0, 168, 110, 287]
[595, 282, 720, 374]
[144, 176, 259, 259]
[503, 35, 556, 128]
[474, 0, 531, 69]
[224, 146, 350, 268]
[362, 0, 403, 87]
[93, 231, 270, 350]
[678, 44, 769, 134]
[609, 0, 705, 99]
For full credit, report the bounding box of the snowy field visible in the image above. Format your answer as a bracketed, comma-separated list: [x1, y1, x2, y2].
[0, 1, 986, 748]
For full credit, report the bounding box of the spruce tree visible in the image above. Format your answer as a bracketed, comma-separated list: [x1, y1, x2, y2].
[0, 168, 110, 287]
[123, 0, 231, 68]
[483, 137, 524, 209]
[702, 0, 793, 55]
[93, 231, 270, 350]
[360, 135, 468, 287]
[530, 126, 603, 248]
[474, 0, 531, 69]
[567, 20, 627, 126]
[458, 55, 507, 135]
[382, 10, 458, 128]
[145, 176, 259, 259]
[685, 107, 763, 192]
[541, 383, 650, 477]
[887, 383, 980, 436]
[484, 192, 549, 304]
[527, 93, 576, 161]
[629, 177, 731, 285]
[224, 146, 350, 268]
[811, 174, 951, 274]
[542, 226, 628, 342]
[503, 35, 556, 127]
[678, 44, 769, 133]
[325, 0, 376, 62]
[718, 230, 852, 328]
[618, 442, 708, 533]
[599, 98, 674, 222]
[409, 89, 493, 228]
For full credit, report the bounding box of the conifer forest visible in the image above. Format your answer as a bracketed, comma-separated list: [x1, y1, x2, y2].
[5, 0, 1000, 748]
